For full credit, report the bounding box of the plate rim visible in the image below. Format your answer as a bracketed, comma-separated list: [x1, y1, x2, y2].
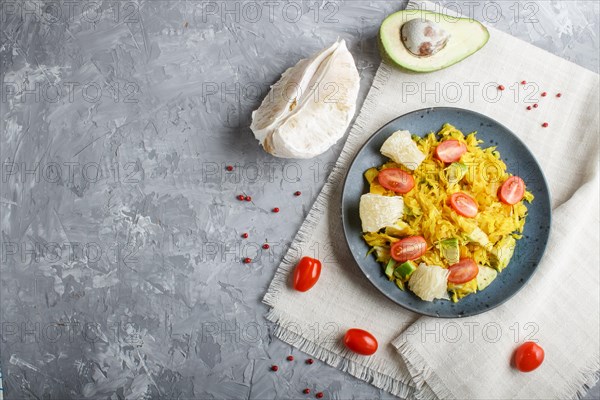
[340, 106, 552, 318]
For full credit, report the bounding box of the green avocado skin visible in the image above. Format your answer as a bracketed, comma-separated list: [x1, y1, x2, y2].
[378, 12, 490, 73]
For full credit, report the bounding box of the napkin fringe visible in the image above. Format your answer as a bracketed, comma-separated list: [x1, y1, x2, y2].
[393, 338, 454, 400]
[264, 308, 415, 399]
[570, 356, 599, 400]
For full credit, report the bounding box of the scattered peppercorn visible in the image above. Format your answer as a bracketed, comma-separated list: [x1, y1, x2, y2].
[521, 80, 527, 85]
[263, 243, 270, 249]
[245, 196, 252, 202]
[541, 91, 547, 97]
[271, 365, 278, 371]
[303, 388, 311, 394]
[533, 103, 538, 108]
[556, 93, 562, 98]
[243, 257, 252, 264]
[306, 358, 314, 364]
[294, 191, 302, 196]
[498, 84, 505, 91]
[316, 392, 324, 399]
[286, 355, 294, 361]
[242, 233, 249, 239]
[237, 195, 245, 201]
[273, 207, 280, 213]
[526, 106, 532, 110]
[542, 122, 549, 128]
[226, 165, 234, 171]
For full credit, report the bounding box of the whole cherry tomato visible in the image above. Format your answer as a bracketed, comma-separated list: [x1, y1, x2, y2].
[293, 257, 322, 292]
[343, 329, 378, 355]
[514, 342, 544, 372]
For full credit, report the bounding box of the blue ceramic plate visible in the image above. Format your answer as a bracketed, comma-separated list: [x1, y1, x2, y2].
[341, 107, 551, 318]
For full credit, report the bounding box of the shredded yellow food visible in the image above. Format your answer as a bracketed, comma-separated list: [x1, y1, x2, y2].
[363, 123, 534, 301]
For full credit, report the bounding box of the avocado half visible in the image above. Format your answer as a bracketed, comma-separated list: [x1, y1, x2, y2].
[379, 10, 490, 73]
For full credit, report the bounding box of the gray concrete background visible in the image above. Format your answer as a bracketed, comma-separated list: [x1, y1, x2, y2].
[1, 1, 598, 399]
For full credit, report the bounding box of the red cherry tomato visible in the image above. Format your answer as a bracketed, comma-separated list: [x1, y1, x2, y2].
[391, 236, 427, 262]
[293, 257, 322, 292]
[499, 176, 525, 205]
[514, 342, 544, 372]
[448, 192, 478, 218]
[377, 168, 415, 194]
[434, 140, 467, 163]
[343, 329, 378, 355]
[447, 258, 479, 284]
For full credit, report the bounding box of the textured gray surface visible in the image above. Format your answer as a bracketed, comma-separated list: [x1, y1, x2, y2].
[0, 1, 598, 399]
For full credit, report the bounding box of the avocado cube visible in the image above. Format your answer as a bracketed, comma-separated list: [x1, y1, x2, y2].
[467, 227, 491, 248]
[445, 162, 468, 185]
[439, 238, 460, 265]
[490, 236, 516, 271]
[393, 261, 417, 281]
[476, 265, 498, 290]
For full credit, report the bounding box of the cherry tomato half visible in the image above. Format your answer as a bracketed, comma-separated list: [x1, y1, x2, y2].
[343, 328, 378, 355]
[499, 176, 525, 205]
[447, 258, 479, 284]
[391, 236, 427, 262]
[293, 257, 322, 292]
[377, 168, 415, 194]
[434, 140, 467, 163]
[513, 342, 544, 372]
[448, 192, 478, 218]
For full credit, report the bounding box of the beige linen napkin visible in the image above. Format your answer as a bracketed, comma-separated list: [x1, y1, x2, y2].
[263, 1, 599, 398]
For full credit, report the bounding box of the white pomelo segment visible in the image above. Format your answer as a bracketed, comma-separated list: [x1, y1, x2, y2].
[251, 41, 339, 142]
[250, 39, 360, 159]
[359, 193, 404, 233]
[408, 263, 450, 302]
[380, 130, 425, 170]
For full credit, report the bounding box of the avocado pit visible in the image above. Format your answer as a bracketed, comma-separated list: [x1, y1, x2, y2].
[401, 19, 450, 57]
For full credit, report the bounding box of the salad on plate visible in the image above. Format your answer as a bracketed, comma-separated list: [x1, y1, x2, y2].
[359, 123, 533, 302]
